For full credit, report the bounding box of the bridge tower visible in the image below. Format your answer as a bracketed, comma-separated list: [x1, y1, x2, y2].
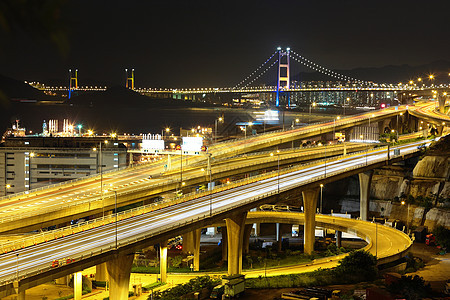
[276, 47, 290, 107]
[125, 68, 135, 90]
[68, 69, 78, 99]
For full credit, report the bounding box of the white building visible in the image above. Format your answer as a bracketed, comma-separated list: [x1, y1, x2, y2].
[0, 137, 127, 196]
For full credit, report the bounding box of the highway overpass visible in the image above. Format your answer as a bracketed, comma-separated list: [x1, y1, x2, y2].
[0, 140, 427, 299]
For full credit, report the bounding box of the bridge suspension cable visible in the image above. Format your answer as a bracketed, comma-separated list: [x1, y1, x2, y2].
[234, 50, 278, 88]
[289, 50, 371, 85]
[242, 59, 278, 88]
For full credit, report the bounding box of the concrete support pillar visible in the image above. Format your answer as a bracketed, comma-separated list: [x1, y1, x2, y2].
[222, 227, 228, 261]
[243, 224, 253, 255]
[159, 241, 168, 283]
[182, 231, 194, 255]
[73, 271, 83, 300]
[96, 262, 108, 281]
[106, 254, 134, 300]
[336, 231, 342, 248]
[193, 228, 201, 271]
[438, 94, 445, 113]
[17, 290, 25, 300]
[253, 223, 260, 237]
[277, 223, 282, 252]
[359, 170, 374, 221]
[55, 275, 69, 285]
[302, 188, 319, 255]
[225, 212, 247, 275]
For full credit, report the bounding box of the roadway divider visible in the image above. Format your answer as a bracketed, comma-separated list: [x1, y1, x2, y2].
[0, 141, 423, 255]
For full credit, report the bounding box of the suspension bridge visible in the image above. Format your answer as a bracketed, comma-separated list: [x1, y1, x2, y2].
[29, 47, 449, 107]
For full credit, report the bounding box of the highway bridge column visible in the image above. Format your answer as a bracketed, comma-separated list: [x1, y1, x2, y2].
[277, 223, 282, 252]
[193, 228, 201, 271]
[243, 224, 253, 255]
[359, 170, 374, 221]
[96, 263, 108, 281]
[159, 240, 168, 283]
[438, 94, 446, 113]
[74, 271, 83, 300]
[106, 254, 134, 300]
[221, 227, 228, 261]
[55, 275, 69, 285]
[182, 231, 194, 255]
[302, 188, 320, 255]
[225, 212, 247, 275]
[17, 290, 25, 300]
[336, 231, 342, 248]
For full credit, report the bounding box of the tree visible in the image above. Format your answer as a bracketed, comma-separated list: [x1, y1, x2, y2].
[335, 250, 378, 281]
[387, 275, 431, 300]
[433, 226, 450, 250]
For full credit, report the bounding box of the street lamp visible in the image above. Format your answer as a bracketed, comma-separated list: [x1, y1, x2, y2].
[319, 184, 324, 213]
[309, 102, 316, 122]
[214, 117, 224, 143]
[401, 200, 410, 232]
[5, 184, 11, 196]
[77, 124, 82, 136]
[333, 116, 340, 142]
[344, 97, 350, 115]
[207, 153, 213, 216]
[93, 140, 108, 218]
[270, 150, 281, 193]
[114, 191, 118, 249]
[28, 152, 35, 190]
[396, 112, 403, 141]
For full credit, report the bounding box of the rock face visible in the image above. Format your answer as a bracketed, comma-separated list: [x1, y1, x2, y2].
[335, 135, 450, 229]
[413, 156, 449, 178]
[372, 135, 449, 200]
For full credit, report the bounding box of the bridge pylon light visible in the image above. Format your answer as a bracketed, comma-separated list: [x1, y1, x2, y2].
[276, 47, 290, 107]
[68, 68, 78, 99]
[125, 68, 135, 90]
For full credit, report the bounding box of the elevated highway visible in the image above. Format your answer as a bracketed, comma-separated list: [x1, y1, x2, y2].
[0, 105, 417, 232]
[0, 140, 426, 295]
[0, 143, 369, 233]
[1, 102, 447, 234]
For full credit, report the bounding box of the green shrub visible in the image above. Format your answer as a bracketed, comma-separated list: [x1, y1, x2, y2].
[433, 225, 450, 249]
[334, 250, 378, 281]
[387, 275, 431, 299]
[152, 275, 220, 300]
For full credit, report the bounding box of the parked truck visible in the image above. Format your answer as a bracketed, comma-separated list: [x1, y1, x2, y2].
[222, 274, 245, 298]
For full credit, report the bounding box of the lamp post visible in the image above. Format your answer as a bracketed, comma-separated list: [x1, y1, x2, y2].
[163, 127, 170, 140]
[309, 102, 316, 123]
[93, 140, 108, 218]
[207, 153, 213, 216]
[277, 150, 280, 193]
[270, 150, 281, 193]
[77, 124, 82, 136]
[396, 112, 403, 141]
[28, 152, 35, 190]
[5, 184, 11, 196]
[320, 184, 324, 213]
[333, 116, 340, 142]
[344, 97, 350, 115]
[180, 146, 183, 191]
[401, 200, 410, 231]
[214, 117, 223, 143]
[114, 191, 118, 249]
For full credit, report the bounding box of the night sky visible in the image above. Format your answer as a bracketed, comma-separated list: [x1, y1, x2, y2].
[1, 0, 449, 88]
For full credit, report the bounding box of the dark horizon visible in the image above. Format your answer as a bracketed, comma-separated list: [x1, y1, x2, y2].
[0, 0, 449, 88]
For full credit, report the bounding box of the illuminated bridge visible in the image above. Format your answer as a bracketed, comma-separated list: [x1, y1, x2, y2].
[28, 47, 450, 109]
